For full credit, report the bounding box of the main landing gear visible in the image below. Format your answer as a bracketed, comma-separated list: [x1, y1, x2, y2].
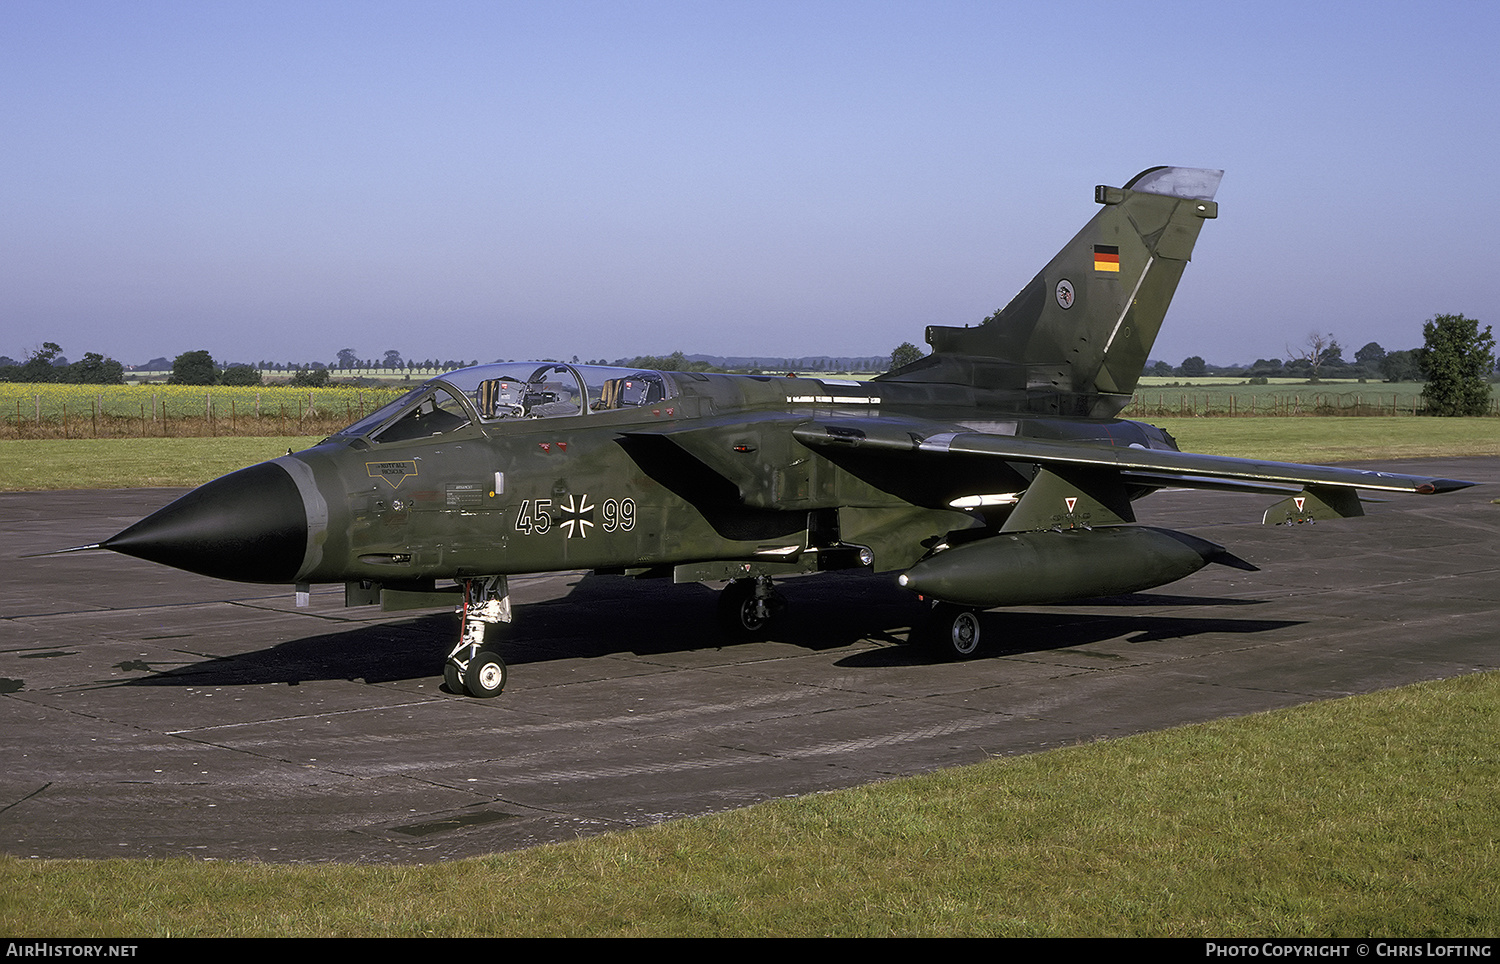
[922, 601, 984, 660]
[445, 575, 511, 698]
[717, 575, 786, 637]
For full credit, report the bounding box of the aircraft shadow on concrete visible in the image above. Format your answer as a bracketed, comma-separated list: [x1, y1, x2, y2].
[837, 607, 1306, 668]
[119, 574, 1304, 689]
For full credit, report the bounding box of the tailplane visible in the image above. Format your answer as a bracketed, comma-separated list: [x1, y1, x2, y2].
[882, 166, 1221, 417]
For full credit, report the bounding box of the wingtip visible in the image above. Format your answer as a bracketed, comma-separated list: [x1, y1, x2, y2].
[1420, 479, 1478, 494]
[1209, 548, 1261, 573]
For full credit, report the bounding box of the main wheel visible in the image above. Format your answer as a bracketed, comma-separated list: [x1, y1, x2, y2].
[443, 660, 465, 694]
[717, 579, 778, 636]
[929, 603, 982, 660]
[464, 650, 508, 698]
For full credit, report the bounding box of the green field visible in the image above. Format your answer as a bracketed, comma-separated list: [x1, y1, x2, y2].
[0, 437, 324, 490]
[1127, 379, 1499, 417]
[1155, 416, 1500, 462]
[4, 671, 1497, 936]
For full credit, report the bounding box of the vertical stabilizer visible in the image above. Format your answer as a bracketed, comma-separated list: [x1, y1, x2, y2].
[885, 167, 1221, 417]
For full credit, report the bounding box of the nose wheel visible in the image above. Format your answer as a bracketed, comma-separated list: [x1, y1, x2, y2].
[446, 648, 506, 697]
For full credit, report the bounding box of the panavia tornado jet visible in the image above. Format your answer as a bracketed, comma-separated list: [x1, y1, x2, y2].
[75, 167, 1473, 696]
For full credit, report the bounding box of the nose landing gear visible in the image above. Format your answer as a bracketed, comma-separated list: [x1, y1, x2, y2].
[445, 575, 511, 698]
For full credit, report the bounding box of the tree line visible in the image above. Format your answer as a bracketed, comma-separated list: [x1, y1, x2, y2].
[0, 343, 125, 385]
[8, 311, 1495, 418]
[1159, 317, 1495, 416]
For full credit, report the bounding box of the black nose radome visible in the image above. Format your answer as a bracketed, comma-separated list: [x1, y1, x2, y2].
[103, 460, 308, 584]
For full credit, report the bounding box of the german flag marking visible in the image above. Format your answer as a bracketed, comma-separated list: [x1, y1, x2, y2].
[1094, 244, 1120, 272]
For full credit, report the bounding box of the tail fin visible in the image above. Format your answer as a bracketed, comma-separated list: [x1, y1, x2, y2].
[884, 166, 1221, 418]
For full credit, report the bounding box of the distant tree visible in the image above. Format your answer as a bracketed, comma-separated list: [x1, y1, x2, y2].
[980, 307, 1004, 325]
[336, 348, 357, 370]
[170, 350, 218, 385]
[890, 342, 925, 370]
[289, 367, 330, 388]
[1417, 313, 1495, 416]
[1380, 349, 1421, 382]
[1146, 360, 1173, 377]
[1287, 332, 1340, 382]
[220, 364, 262, 386]
[1179, 356, 1207, 377]
[1354, 342, 1386, 374]
[17, 342, 64, 382]
[65, 352, 124, 384]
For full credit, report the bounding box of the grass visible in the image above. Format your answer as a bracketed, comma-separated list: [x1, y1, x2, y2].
[1153, 416, 1500, 462]
[1125, 380, 1500, 417]
[4, 671, 1497, 936]
[0, 437, 324, 490]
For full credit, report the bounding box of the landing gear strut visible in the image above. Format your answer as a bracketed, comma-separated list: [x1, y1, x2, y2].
[445, 575, 511, 697]
[717, 576, 785, 637]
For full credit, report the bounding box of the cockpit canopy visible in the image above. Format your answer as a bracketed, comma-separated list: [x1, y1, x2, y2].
[334, 362, 673, 444]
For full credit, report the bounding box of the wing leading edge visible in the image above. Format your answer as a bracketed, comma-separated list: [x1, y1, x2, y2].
[792, 421, 1475, 497]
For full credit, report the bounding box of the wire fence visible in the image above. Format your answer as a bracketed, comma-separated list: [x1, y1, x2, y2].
[1, 385, 406, 439]
[1123, 388, 1499, 418]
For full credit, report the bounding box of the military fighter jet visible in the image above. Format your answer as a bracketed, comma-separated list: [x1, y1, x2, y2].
[75, 167, 1473, 696]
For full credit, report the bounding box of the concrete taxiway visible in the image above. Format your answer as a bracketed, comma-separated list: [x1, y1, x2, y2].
[2, 457, 1497, 863]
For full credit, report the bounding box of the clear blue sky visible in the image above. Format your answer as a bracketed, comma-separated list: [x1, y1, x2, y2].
[4, 0, 1497, 368]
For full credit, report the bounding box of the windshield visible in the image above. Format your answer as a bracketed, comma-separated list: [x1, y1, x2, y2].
[335, 385, 429, 439]
[443, 363, 672, 421]
[333, 362, 673, 443]
[370, 384, 472, 442]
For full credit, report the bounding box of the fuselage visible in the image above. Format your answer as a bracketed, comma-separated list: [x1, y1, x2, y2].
[103, 361, 1179, 589]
